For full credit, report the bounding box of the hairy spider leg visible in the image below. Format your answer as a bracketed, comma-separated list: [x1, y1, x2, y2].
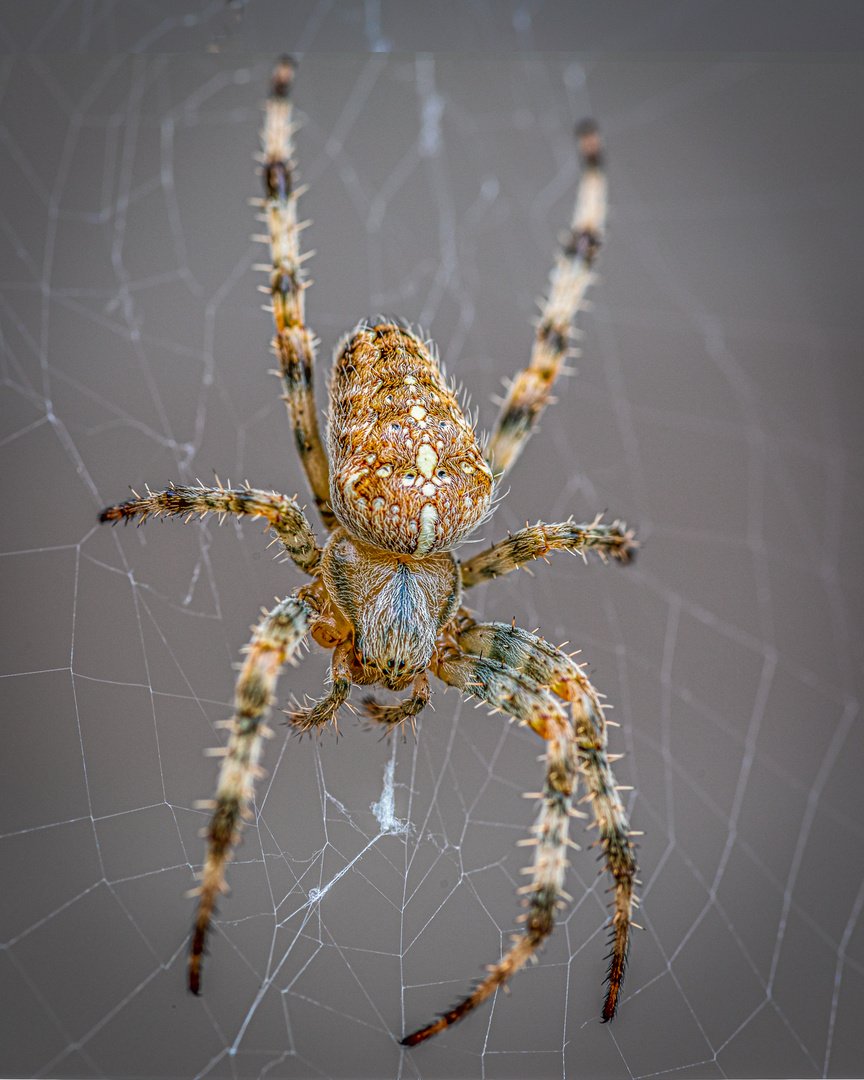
[100, 483, 322, 576]
[485, 120, 606, 481]
[454, 620, 639, 1021]
[188, 595, 312, 994]
[362, 670, 431, 731]
[259, 57, 336, 530]
[459, 515, 636, 589]
[402, 621, 638, 1044]
[403, 648, 578, 1045]
[285, 638, 354, 732]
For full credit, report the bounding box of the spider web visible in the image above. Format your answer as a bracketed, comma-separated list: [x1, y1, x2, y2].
[2, 5, 864, 1079]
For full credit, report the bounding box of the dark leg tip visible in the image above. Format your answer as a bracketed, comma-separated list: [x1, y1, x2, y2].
[575, 118, 603, 169]
[271, 55, 296, 98]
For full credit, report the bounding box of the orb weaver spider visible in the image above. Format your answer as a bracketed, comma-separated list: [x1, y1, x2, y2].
[100, 57, 639, 1046]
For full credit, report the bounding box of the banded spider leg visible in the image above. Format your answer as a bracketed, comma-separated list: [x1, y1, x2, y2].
[402, 620, 638, 1045]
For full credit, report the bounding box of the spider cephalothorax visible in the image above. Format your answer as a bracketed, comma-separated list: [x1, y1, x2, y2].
[315, 519, 462, 689]
[100, 57, 639, 1045]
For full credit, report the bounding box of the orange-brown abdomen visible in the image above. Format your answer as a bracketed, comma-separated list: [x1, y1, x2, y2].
[328, 323, 493, 556]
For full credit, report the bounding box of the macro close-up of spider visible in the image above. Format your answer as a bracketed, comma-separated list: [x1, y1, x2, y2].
[99, 57, 640, 1046]
[6, 5, 864, 1077]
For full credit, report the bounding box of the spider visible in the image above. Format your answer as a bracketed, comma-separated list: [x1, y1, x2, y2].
[100, 57, 639, 1046]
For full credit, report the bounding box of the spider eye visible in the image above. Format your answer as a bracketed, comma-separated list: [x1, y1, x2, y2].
[436, 468, 446, 478]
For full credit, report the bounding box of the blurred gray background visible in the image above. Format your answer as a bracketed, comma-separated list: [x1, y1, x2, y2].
[1, 3, 863, 1078]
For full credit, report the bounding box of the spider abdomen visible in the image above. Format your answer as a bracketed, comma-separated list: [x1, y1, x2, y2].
[328, 322, 493, 556]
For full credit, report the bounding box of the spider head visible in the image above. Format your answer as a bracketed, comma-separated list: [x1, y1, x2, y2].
[359, 651, 417, 691]
[353, 595, 432, 691]
[321, 530, 462, 689]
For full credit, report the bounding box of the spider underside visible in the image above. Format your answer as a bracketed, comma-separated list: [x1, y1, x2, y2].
[100, 57, 639, 1046]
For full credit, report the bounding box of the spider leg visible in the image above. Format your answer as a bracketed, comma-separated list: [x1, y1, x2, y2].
[402, 624, 637, 1044]
[453, 620, 639, 1022]
[100, 482, 321, 576]
[188, 594, 311, 994]
[404, 648, 575, 1045]
[261, 58, 336, 531]
[284, 639, 353, 733]
[460, 515, 635, 589]
[362, 671, 430, 732]
[485, 121, 605, 481]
